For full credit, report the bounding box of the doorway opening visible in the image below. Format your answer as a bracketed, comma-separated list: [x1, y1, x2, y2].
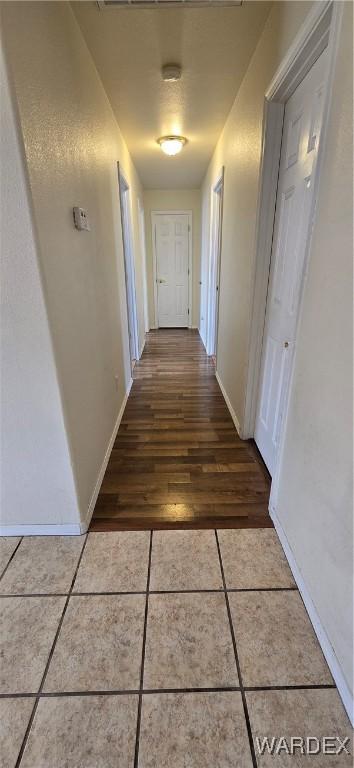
[118, 166, 139, 367]
[255, 47, 329, 477]
[206, 169, 224, 359]
[152, 211, 192, 328]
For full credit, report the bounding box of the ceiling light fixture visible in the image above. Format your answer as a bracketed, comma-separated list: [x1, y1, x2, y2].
[157, 135, 187, 156]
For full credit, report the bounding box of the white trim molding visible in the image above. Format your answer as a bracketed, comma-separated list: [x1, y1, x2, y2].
[118, 163, 140, 366]
[0, 523, 87, 537]
[151, 210, 193, 329]
[271, 507, 354, 726]
[206, 168, 224, 358]
[215, 370, 241, 436]
[139, 336, 146, 359]
[83, 376, 133, 529]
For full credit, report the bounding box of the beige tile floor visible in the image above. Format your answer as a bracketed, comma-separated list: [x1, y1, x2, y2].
[0, 530, 352, 767]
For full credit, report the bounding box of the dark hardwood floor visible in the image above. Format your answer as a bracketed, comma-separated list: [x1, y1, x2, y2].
[90, 329, 272, 530]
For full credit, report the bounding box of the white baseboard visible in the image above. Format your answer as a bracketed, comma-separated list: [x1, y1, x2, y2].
[215, 370, 241, 436]
[0, 523, 86, 537]
[199, 330, 207, 350]
[271, 506, 354, 726]
[0, 378, 134, 539]
[83, 377, 133, 530]
[139, 338, 146, 359]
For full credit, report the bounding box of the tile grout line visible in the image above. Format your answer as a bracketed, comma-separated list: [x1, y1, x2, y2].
[0, 683, 337, 701]
[215, 529, 258, 768]
[0, 538, 23, 583]
[0, 587, 299, 598]
[133, 529, 153, 768]
[14, 534, 89, 768]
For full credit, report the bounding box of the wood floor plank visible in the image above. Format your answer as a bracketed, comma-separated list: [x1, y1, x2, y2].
[90, 329, 272, 530]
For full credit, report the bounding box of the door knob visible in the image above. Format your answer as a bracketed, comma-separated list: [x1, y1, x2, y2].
[284, 341, 289, 348]
[158, 278, 166, 284]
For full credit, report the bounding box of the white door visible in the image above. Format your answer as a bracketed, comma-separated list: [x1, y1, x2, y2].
[154, 213, 190, 327]
[255, 48, 328, 476]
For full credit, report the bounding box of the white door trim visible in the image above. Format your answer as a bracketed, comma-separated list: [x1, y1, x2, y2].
[243, 0, 340, 458]
[206, 168, 224, 357]
[151, 210, 193, 329]
[118, 165, 139, 364]
[138, 198, 150, 334]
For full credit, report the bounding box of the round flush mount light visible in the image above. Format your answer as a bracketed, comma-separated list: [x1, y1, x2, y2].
[162, 64, 182, 82]
[157, 135, 187, 156]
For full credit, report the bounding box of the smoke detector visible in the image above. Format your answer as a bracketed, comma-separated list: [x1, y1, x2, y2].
[162, 64, 182, 82]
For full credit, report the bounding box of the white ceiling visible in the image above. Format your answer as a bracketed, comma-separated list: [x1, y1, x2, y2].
[72, 1, 272, 189]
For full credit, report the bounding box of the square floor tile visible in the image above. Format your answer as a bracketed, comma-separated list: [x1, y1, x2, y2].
[0, 537, 85, 595]
[144, 592, 238, 689]
[229, 591, 333, 686]
[0, 698, 34, 768]
[217, 529, 295, 589]
[139, 692, 253, 768]
[0, 597, 65, 693]
[247, 689, 353, 767]
[20, 695, 138, 768]
[73, 531, 150, 593]
[44, 594, 145, 692]
[150, 530, 223, 591]
[0, 538, 21, 577]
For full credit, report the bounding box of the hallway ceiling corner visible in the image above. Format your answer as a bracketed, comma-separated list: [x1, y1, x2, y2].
[72, 0, 272, 189]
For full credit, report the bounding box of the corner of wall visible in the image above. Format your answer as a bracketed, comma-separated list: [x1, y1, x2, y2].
[0, 32, 81, 532]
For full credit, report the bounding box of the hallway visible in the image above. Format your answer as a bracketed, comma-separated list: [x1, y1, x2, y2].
[91, 329, 271, 531]
[1, 0, 353, 749]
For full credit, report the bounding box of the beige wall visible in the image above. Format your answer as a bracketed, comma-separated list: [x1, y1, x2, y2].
[143, 189, 201, 328]
[200, 1, 315, 422]
[1, 0, 146, 526]
[276, 1, 353, 705]
[0, 35, 80, 529]
[200, 0, 353, 712]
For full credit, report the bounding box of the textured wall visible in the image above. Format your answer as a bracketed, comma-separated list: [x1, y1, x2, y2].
[1, 1, 146, 523]
[200, 1, 315, 424]
[0, 36, 79, 528]
[200, 0, 353, 709]
[276, 1, 353, 702]
[143, 189, 201, 328]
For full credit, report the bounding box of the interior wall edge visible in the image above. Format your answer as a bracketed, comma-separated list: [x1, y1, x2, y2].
[0, 29, 81, 527]
[1, 1, 147, 525]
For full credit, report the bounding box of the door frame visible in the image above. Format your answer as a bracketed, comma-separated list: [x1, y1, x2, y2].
[118, 164, 139, 365]
[243, 0, 342, 510]
[138, 198, 150, 334]
[151, 210, 193, 329]
[206, 168, 224, 358]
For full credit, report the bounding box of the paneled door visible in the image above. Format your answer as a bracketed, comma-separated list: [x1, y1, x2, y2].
[153, 213, 190, 327]
[255, 48, 328, 476]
